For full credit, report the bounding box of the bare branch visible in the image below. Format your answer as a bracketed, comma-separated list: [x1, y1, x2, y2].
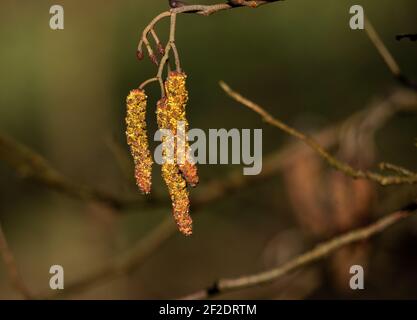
[44, 122, 341, 299]
[220, 81, 417, 186]
[0, 134, 153, 210]
[139, 1, 282, 90]
[150, 29, 165, 56]
[365, 16, 417, 91]
[155, 12, 180, 96]
[171, 1, 281, 15]
[10, 87, 415, 298]
[139, 77, 159, 90]
[40, 218, 174, 299]
[380, 162, 417, 178]
[0, 222, 34, 299]
[182, 209, 415, 299]
[2, 86, 415, 298]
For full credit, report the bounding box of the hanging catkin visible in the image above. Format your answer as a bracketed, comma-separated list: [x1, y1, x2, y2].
[164, 72, 199, 187]
[157, 98, 192, 236]
[125, 89, 153, 194]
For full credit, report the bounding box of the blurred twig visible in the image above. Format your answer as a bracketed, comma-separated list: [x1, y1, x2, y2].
[220, 81, 417, 186]
[105, 135, 136, 187]
[40, 86, 417, 298]
[379, 162, 417, 178]
[0, 222, 34, 299]
[0, 135, 124, 208]
[365, 17, 417, 91]
[2, 85, 416, 298]
[182, 209, 415, 299]
[0, 134, 167, 210]
[1, 2, 415, 300]
[43, 123, 341, 299]
[40, 218, 175, 299]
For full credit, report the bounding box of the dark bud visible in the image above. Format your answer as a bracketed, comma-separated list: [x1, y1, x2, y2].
[136, 49, 144, 61]
[157, 43, 165, 56]
[149, 54, 159, 66]
[228, 0, 245, 6]
[169, 0, 187, 8]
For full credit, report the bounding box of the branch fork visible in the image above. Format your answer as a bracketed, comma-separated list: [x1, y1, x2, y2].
[136, 1, 282, 95]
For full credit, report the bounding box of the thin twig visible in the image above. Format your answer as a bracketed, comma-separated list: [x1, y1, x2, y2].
[1, 87, 415, 298]
[44, 123, 341, 299]
[0, 222, 34, 299]
[220, 81, 417, 186]
[169, 13, 181, 72]
[40, 218, 175, 299]
[182, 209, 415, 299]
[138, 12, 172, 63]
[171, 42, 181, 72]
[150, 29, 165, 56]
[379, 162, 417, 178]
[0, 135, 122, 207]
[5, 88, 415, 298]
[0, 134, 153, 210]
[143, 35, 158, 65]
[172, 1, 281, 16]
[139, 1, 282, 90]
[139, 77, 159, 90]
[365, 16, 417, 91]
[157, 41, 172, 96]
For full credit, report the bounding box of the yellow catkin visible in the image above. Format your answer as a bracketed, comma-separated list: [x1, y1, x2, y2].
[164, 71, 199, 187]
[125, 89, 153, 194]
[157, 98, 192, 236]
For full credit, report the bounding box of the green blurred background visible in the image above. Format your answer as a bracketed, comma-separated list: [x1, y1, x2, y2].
[0, 0, 417, 299]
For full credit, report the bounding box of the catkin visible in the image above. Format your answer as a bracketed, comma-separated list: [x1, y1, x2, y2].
[157, 98, 192, 236]
[125, 89, 153, 194]
[165, 71, 199, 187]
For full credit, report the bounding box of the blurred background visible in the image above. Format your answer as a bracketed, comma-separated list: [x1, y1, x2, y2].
[0, 0, 417, 299]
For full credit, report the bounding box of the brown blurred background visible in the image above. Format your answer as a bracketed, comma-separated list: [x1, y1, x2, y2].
[0, 0, 417, 299]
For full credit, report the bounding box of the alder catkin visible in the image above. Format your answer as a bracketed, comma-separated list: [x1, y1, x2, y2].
[164, 71, 199, 187]
[157, 98, 192, 236]
[125, 89, 153, 194]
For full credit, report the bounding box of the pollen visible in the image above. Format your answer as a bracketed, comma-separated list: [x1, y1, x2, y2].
[165, 72, 199, 187]
[157, 98, 193, 236]
[125, 89, 153, 194]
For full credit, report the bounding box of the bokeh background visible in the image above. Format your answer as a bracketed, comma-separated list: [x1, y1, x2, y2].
[0, 0, 417, 299]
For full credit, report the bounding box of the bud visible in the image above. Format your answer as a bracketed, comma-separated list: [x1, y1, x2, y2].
[136, 49, 144, 61]
[157, 43, 165, 56]
[149, 53, 159, 66]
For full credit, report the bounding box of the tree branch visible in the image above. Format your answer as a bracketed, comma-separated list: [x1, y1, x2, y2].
[43, 87, 417, 298]
[0, 135, 124, 208]
[0, 134, 166, 211]
[365, 16, 417, 92]
[138, 1, 282, 92]
[182, 209, 415, 299]
[0, 86, 411, 298]
[0, 222, 34, 299]
[220, 81, 417, 186]
[43, 123, 341, 299]
[1, 85, 415, 299]
[170, 1, 281, 15]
